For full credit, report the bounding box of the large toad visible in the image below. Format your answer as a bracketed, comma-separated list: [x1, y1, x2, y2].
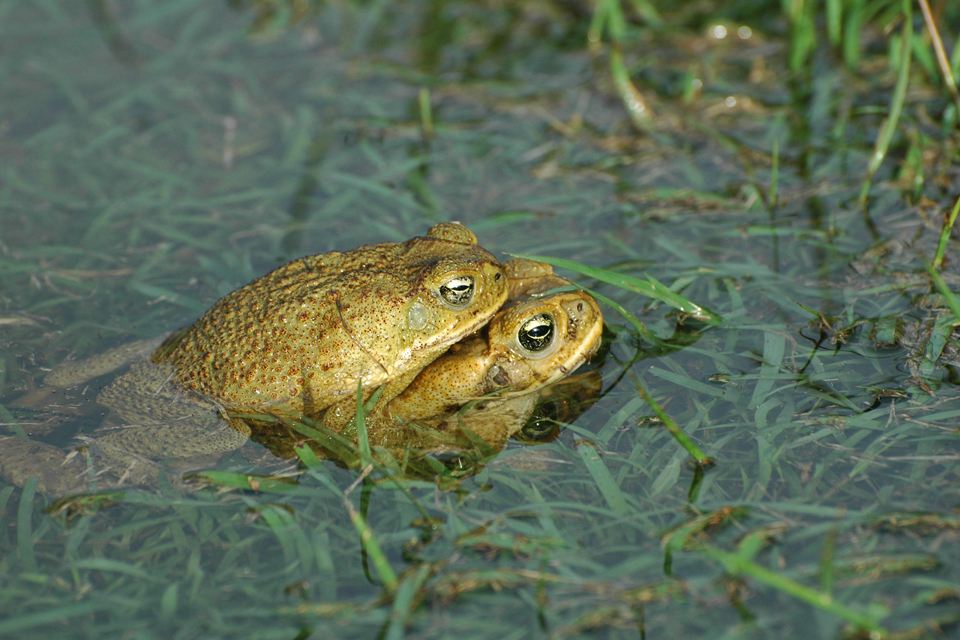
[1, 223, 508, 493]
[150, 222, 507, 429]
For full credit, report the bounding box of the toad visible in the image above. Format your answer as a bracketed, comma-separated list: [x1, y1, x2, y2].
[155, 221, 508, 430]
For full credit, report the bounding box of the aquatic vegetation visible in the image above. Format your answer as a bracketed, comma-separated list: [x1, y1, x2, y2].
[1, 0, 960, 638]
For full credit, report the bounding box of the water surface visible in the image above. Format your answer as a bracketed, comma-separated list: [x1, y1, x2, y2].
[1, 1, 959, 638]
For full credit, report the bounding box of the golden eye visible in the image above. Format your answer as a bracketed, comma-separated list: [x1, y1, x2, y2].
[439, 276, 475, 308]
[518, 313, 554, 352]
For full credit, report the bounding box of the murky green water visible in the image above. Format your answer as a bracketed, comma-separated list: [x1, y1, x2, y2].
[1, 1, 959, 638]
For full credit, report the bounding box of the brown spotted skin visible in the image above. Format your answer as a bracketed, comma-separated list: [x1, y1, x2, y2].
[503, 257, 571, 299]
[155, 223, 508, 430]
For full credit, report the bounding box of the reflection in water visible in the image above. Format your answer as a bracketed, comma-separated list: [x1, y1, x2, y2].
[0, 348, 607, 496]
[514, 369, 603, 445]
[248, 367, 605, 483]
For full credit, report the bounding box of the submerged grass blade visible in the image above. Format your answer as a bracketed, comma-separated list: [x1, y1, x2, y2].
[635, 380, 712, 465]
[69, 557, 162, 582]
[0, 602, 119, 635]
[16, 477, 39, 573]
[661, 506, 748, 551]
[748, 331, 786, 410]
[344, 487, 399, 593]
[819, 529, 838, 595]
[192, 471, 302, 493]
[576, 441, 630, 516]
[384, 563, 431, 640]
[287, 414, 436, 523]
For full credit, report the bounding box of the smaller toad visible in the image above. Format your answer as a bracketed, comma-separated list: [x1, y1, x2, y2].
[379, 258, 604, 447]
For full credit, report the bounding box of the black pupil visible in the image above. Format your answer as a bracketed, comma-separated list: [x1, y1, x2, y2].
[441, 278, 473, 306]
[519, 313, 554, 351]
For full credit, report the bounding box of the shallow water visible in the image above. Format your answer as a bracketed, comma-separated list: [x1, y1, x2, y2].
[1, 1, 959, 638]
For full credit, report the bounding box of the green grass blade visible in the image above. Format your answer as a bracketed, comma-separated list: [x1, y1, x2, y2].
[635, 381, 712, 465]
[768, 136, 779, 208]
[611, 44, 653, 129]
[345, 496, 399, 592]
[160, 582, 179, 623]
[826, 0, 842, 45]
[509, 253, 722, 324]
[16, 477, 39, 573]
[933, 194, 960, 268]
[418, 87, 434, 138]
[384, 564, 432, 640]
[192, 471, 302, 493]
[859, 0, 912, 206]
[576, 441, 629, 516]
[580, 285, 656, 341]
[70, 557, 161, 581]
[587, 0, 608, 46]
[355, 379, 371, 459]
[924, 259, 960, 321]
[293, 443, 324, 469]
[0, 603, 118, 635]
[624, 0, 662, 27]
[697, 544, 888, 632]
[748, 331, 786, 409]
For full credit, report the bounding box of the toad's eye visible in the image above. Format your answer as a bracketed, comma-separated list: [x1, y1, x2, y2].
[439, 276, 475, 308]
[518, 313, 554, 352]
